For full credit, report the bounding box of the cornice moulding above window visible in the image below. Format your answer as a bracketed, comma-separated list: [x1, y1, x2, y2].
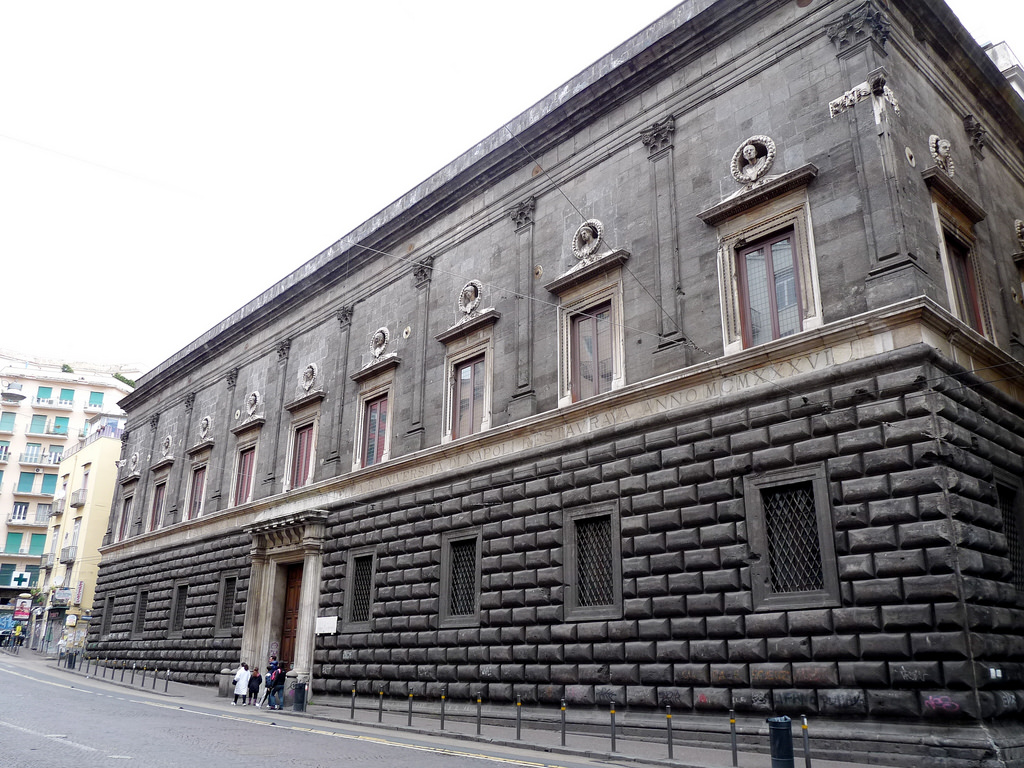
[435, 309, 501, 345]
[697, 164, 818, 227]
[284, 390, 326, 413]
[350, 355, 401, 384]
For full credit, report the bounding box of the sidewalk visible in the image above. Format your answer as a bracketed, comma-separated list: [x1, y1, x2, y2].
[6, 648, 875, 768]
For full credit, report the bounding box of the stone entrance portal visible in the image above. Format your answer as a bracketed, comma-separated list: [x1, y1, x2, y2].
[240, 509, 325, 685]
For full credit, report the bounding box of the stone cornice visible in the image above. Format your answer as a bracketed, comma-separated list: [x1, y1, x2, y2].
[350, 354, 401, 384]
[697, 164, 818, 226]
[284, 390, 326, 413]
[435, 309, 501, 345]
[921, 166, 986, 223]
[230, 416, 266, 436]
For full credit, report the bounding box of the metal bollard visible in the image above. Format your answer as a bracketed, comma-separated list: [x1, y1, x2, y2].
[440, 692, 446, 730]
[730, 709, 738, 767]
[801, 714, 811, 768]
[378, 690, 384, 723]
[131, 663, 137, 685]
[152, 668, 158, 689]
[666, 704, 673, 760]
[350, 688, 356, 719]
[610, 700, 617, 753]
[767, 715, 795, 768]
[85, 656, 91, 676]
[102, 657, 107, 678]
[407, 693, 413, 726]
[120, 660, 126, 682]
[141, 667, 147, 687]
[476, 692, 482, 735]
[560, 698, 566, 747]
[165, 669, 170, 693]
[515, 696, 522, 740]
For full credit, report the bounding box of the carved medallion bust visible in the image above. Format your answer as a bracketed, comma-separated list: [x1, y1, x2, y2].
[572, 219, 604, 260]
[929, 135, 955, 178]
[730, 135, 776, 185]
[371, 327, 390, 359]
[458, 281, 483, 316]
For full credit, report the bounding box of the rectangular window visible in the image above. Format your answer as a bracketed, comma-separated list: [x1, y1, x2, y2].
[17, 472, 35, 494]
[89, 391, 104, 407]
[0, 412, 14, 432]
[216, 574, 237, 633]
[29, 533, 46, 555]
[0, 564, 14, 586]
[149, 483, 166, 531]
[997, 481, 1024, 599]
[48, 446, 63, 463]
[100, 596, 114, 638]
[36, 386, 52, 399]
[132, 590, 148, 637]
[11, 503, 29, 522]
[234, 446, 256, 505]
[566, 507, 622, 620]
[41, 474, 57, 495]
[30, 415, 47, 434]
[344, 551, 376, 629]
[59, 388, 75, 404]
[453, 356, 486, 439]
[25, 565, 39, 587]
[944, 230, 983, 333]
[170, 583, 188, 634]
[362, 394, 388, 467]
[440, 532, 480, 627]
[744, 464, 839, 610]
[570, 302, 614, 401]
[187, 466, 206, 519]
[290, 424, 314, 488]
[118, 495, 134, 541]
[35, 504, 51, 522]
[23, 442, 41, 462]
[0, 440, 8, 460]
[53, 416, 69, 435]
[5, 532, 23, 553]
[738, 231, 801, 347]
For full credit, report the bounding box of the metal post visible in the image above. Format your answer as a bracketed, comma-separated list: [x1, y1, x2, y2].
[560, 698, 567, 747]
[120, 660, 126, 682]
[378, 689, 384, 723]
[407, 693, 413, 726]
[730, 709, 738, 767]
[440, 692, 446, 730]
[85, 656, 91, 676]
[666, 704, 673, 760]
[102, 657, 107, 678]
[141, 666, 146, 687]
[515, 696, 522, 740]
[476, 692, 482, 735]
[351, 688, 356, 719]
[152, 667, 158, 689]
[131, 663, 136, 685]
[801, 714, 811, 768]
[165, 669, 170, 692]
[610, 700, 616, 753]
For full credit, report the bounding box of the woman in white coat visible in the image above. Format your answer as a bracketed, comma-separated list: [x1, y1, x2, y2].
[232, 663, 250, 705]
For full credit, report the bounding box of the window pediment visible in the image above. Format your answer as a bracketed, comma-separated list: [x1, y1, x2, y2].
[350, 354, 401, 384]
[698, 164, 818, 227]
[435, 308, 501, 344]
[544, 249, 630, 295]
[921, 166, 986, 224]
[231, 416, 265, 436]
[284, 390, 326, 413]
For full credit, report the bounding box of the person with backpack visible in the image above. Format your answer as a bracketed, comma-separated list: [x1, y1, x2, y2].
[267, 664, 286, 710]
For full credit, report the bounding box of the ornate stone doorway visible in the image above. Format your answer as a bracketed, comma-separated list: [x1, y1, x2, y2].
[240, 509, 325, 686]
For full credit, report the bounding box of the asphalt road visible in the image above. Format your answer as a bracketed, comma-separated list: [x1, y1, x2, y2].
[0, 658, 629, 768]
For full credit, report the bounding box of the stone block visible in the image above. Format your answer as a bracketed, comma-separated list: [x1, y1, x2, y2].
[841, 476, 890, 504]
[751, 446, 794, 471]
[874, 549, 927, 577]
[772, 688, 817, 714]
[767, 637, 811, 661]
[793, 662, 839, 687]
[731, 687, 773, 712]
[910, 631, 969, 658]
[686, 593, 725, 615]
[788, 610, 833, 635]
[837, 427, 884, 455]
[693, 687, 731, 710]
[750, 662, 792, 687]
[819, 688, 867, 715]
[745, 611, 787, 637]
[810, 634, 859, 660]
[690, 640, 728, 662]
[860, 633, 911, 659]
[851, 578, 903, 605]
[670, 617, 706, 638]
[702, 568, 741, 592]
[902, 574, 960, 602]
[794, 435, 838, 462]
[661, 444, 695, 467]
[595, 685, 626, 705]
[657, 687, 693, 708]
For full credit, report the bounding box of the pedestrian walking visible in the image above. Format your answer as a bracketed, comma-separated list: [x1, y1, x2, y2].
[247, 667, 262, 706]
[232, 663, 250, 706]
[267, 664, 285, 710]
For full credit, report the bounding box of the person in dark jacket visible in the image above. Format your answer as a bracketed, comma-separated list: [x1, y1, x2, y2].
[247, 667, 262, 706]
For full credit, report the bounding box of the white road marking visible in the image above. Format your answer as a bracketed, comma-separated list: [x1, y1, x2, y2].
[0, 721, 98, 752]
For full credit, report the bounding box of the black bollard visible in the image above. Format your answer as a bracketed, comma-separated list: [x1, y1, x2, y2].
[408, 693, 413, 726]
[350, 688, 356, 719]
[165, 669, 170, 692]
[131, 663, 136, 685]
[610, 700, 617, 753]
[515, 695, 522, 740]
[152, 667, 157, 689]
[666, 704, 673, 760]
[767, 715, 795, 768]
[730, 709, 738, 767]
[378, 689, 384, 723]
[801, 714, 811, 768]
[560, 698, 566, 747]
[120, 660, 126, 682]
[440, 691, 446, 730]
[476, 692, 482, 735]
[141, 666, 147, 687]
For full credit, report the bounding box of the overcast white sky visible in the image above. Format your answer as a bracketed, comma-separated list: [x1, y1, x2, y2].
[0, 1, 1020, 375]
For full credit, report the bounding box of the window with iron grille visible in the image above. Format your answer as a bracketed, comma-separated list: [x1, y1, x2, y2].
[216, 574, 237, 634]
[566, 506, 622, 620]
[100, 596, 114, 638]
[744, 464, 839, 610]
[343, 548, 376, 631]
[440, 532, 480, 626]
[996, 480, 1024, 599]
[132, 590, 148, 637]
[170, 583, 188, 634]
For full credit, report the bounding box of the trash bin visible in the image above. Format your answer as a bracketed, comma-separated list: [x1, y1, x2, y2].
[67, 652, 76, 670]
[292, 681, 307, 712]
[766, 715, 794, 768]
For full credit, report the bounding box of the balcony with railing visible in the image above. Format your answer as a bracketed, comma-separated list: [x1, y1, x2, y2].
[7, 512, 49, 527]
[62, 424, 124, 461]
[33, 396, 74, 411]
[51, 497, 65, 516]
[26, 419, 70, 439]
[59, 545, 77, 564]
[0, 448, 8, 463]
[18, 451, 63, 467]
[41, 552, 55, 569]
[70, 488, 89, 508]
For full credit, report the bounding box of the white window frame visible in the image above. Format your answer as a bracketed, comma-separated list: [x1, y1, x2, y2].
[554, 270, 626, 407]
[284, 409, 319, 492]
[352, 371, 395, 471]
[231, 438, 259, 507]
[440, 326, 495, 444]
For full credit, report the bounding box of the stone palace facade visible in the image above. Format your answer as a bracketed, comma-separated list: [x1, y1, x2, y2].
[89, 1, 1024, 763]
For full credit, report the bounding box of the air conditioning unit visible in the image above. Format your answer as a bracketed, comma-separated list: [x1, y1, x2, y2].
[34, 467, 42, 474]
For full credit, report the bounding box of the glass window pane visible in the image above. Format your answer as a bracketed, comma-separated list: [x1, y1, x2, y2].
[771, 238, 800, 338]
[743, 247, 770, 345]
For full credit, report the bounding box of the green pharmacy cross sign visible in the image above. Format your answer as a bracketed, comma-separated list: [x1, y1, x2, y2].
[10, 572, 30, 588]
